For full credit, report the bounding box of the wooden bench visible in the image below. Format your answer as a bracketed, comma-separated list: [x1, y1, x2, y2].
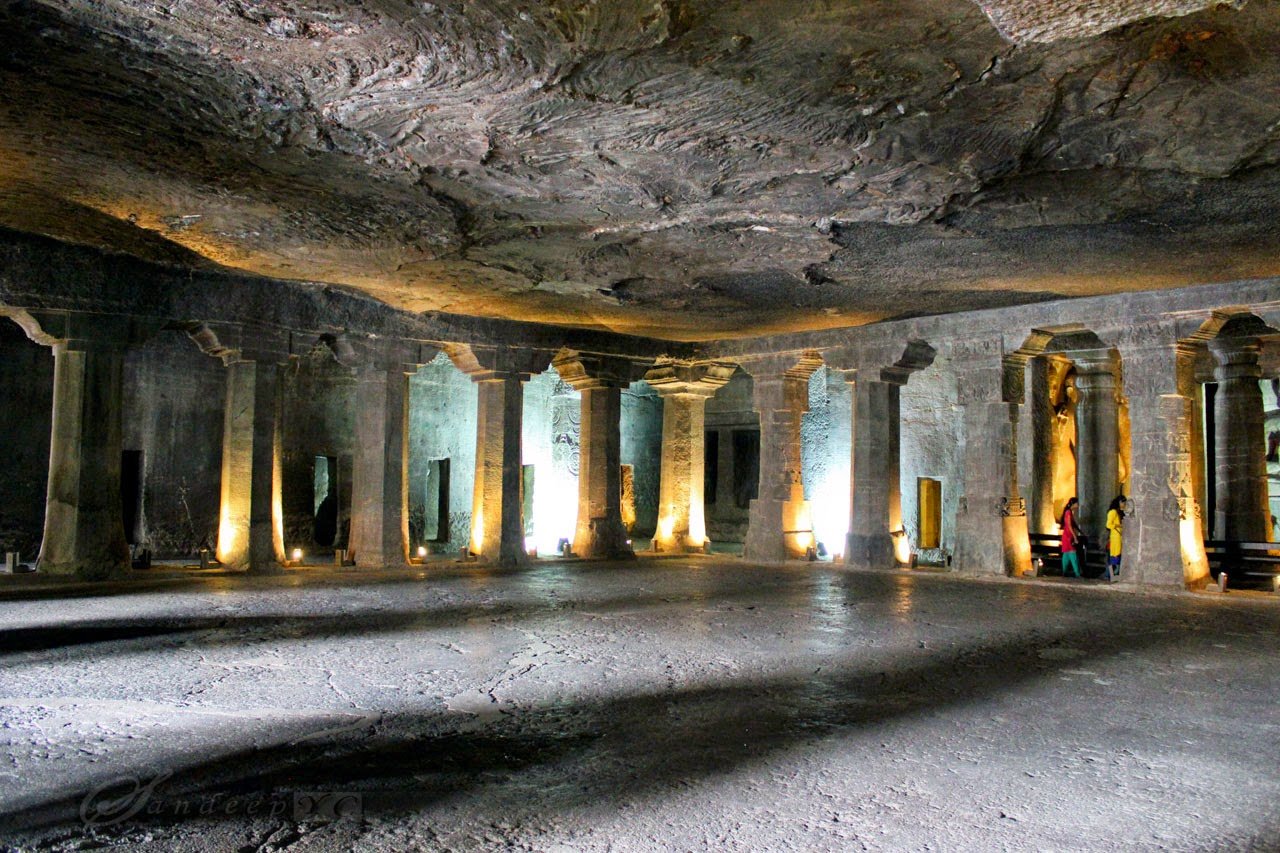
[1204, 540, 1280, 590]
[1028, 532, 1109, 578]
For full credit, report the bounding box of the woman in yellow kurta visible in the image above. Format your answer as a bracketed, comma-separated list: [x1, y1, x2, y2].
[1104, 494, 1126, 582]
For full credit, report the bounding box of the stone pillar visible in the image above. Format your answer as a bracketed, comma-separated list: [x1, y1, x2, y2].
[217, 357, 286, 573]
[574, 383, 630, 558]
[1119, 334, 1209, 587]
[446, 344, 545, 566]
[846, 377, 896, 567]
[1029, 356, 1057, 534]
[1073, 349, 1121, 544]
[744, 359, 819, 562]
[38, 341, 130, 578]
[952, 340, 1028, 576]
[1209, 336, 1270, 542]
[350, 360, 413, 568]
[554, 352, 648, 559]
[6, 311, 160, 580]
[646, 360, 735, 553]
[470, 372, 528, 565]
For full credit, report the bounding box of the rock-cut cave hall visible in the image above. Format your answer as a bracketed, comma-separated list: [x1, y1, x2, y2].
[1, 0, 1279, 849]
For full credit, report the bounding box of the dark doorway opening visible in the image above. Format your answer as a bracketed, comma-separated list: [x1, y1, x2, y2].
[732, 429, 760, 510]
[121, 449, 144, 546]
[424, 457, 451, 543]
[704, 430, 719, 506]
[313, 455, 338, 547]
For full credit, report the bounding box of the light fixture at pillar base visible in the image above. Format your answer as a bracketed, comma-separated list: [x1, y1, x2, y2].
[417, 545, 428, 559]
[558, 538, 572, 557]
[285, 547, 303, 567]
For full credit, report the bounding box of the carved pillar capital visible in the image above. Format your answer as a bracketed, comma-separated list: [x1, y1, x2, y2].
[644, 359, 737, 399]
[551, 350, 648, 391]
[1209, 335, 1263, 383]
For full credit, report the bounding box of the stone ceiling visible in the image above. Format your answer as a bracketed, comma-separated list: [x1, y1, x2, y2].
[0, 0, 1276, 341]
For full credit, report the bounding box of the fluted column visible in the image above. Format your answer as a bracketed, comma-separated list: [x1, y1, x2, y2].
[1073, 349, 1120, 544]
[646, 360, 735, 553]
[1210, 336, 1270, 542]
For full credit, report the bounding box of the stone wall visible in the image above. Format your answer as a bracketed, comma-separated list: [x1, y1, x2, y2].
[522, 368, 578, 554]
[279, 348, 357, 558]
[409, 353, 477, 554]
[122, 333, 224, 559]
[900, 356, 962, 562]
[0, 320, 51, 559]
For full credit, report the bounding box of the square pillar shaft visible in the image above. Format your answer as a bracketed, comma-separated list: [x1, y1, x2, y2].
[656, 392, 709, 551]
[218, 359, 285, 573]
[1122, 341, 1208, 587]
[471, 374, 527, 565]
[847, 379, 895, 567]
[351, 366, 410, 568]
[745, 372, 812, 562]
[574, 383, 632, 558]
[38, 342, 130, 578]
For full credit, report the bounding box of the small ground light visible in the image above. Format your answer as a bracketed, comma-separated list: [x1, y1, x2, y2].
[291, 548, 303, 562]
[417, 545, 428, 558]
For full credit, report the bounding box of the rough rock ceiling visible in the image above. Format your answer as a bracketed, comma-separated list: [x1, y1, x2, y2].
[0, 0, 1277, 341]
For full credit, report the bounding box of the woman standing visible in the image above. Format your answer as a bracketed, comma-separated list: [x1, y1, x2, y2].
[1104, 495, 1126, 582]
[1059, 497, 1083, 578]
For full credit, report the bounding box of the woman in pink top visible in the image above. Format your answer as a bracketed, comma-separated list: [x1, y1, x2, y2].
[1060, 497, 1082, 578]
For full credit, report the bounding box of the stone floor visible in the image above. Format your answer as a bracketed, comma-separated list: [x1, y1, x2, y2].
[1, 559, 1279, 852]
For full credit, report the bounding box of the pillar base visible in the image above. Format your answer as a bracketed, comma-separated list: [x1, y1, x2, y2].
[574, 517, 635, 560]
[845, 531, 895, 568]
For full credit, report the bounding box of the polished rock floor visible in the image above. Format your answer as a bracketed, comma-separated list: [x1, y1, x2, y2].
[1, 559, 1278, 851]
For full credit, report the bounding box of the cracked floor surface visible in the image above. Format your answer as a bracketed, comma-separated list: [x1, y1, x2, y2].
[1, 559, 1279, 851]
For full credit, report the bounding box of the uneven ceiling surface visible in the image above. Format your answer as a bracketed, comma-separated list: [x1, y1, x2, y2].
[0, 0, 1277, 340]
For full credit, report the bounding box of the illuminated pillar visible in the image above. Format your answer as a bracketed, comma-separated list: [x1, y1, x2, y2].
[1210, 335, 1270, 542]
[646, 360, 734, 552]
[38, 341, 130, 578]
[745, 358, 820, 562]
[554, 352, 647, 560]
[470, 372, 527, 565]
[350, 361, 413, 568]
[217, 357, 285, 573]
[848, 363, 913, 568]
[1073, 350, 1120, 545]
[1120, 337, 1208, 587]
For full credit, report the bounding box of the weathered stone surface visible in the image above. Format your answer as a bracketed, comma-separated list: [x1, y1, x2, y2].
[974, 0, 1247, 43]
[0, 2, 1276, 340]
